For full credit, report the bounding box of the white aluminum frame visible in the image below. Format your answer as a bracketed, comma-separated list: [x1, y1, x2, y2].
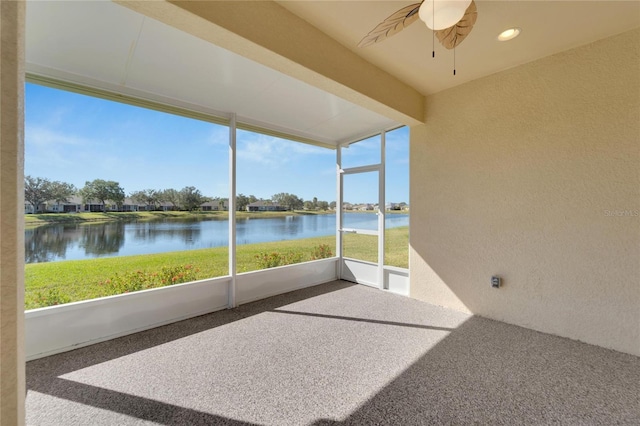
[337, 131, 386, 289]
[23, 79, 410, 361]
[23, 89, 344, 360]
[228, 114, 237, 308]
[336, 131, 409, 295]
[336, 147, 344, 279]
[379, 131, 386, 290]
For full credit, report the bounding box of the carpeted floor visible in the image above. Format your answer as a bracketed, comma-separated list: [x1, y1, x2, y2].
[27, 280, 640, 425]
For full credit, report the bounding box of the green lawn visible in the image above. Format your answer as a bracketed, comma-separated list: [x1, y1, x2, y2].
[25, 227, 408, 309]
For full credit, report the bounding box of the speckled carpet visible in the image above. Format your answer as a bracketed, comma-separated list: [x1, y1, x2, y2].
[27, 280, 640, 425]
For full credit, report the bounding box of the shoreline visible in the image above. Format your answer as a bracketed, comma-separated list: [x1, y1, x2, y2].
[24, 210, 334, 228]
[25, 209, 407, 228]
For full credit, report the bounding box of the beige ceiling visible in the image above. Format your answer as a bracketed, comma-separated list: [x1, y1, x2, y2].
[277, 1, 640, 95]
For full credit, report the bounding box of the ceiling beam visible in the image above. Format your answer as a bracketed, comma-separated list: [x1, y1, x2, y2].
[116, 0, 424, 126]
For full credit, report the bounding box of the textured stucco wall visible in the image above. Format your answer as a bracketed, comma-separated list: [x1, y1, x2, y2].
[0, 1, 26, 423]
[410, 28, 640, 356]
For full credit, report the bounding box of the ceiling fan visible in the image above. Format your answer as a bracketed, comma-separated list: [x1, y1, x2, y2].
[358, 0, 478, 50]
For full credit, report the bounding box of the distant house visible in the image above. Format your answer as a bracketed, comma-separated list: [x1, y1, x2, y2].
[82, 203, 103, 212]
[121, 198, 141, 212]
[246, 201, 287, 212]
[355, 203, 374, 211]
[24, 203, 47, 214]
[78, 197, 108, 212]
[104, 198, 140, 212]
[48, 197, 82, 213]
[386, 203, 403, 211]
[201, 200, 228, 211]
[25, 196, 82, 214]
[158, 201, 178, 211]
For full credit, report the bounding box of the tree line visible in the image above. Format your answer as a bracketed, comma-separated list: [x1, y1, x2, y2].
[24, 176, 335, 213]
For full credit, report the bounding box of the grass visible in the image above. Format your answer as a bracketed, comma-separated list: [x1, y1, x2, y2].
[24, 210, 333, 227]
[385, 226, 409, 267]
[341, 226, 409, 266]
[25, 226, 408, 310]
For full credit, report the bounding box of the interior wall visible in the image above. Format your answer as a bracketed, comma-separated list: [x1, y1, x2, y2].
[0, 1, 26, 423]
[409, 28, 640, 356]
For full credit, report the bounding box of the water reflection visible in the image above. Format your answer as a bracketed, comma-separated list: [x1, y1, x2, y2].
[131, 221, 202, 246]
[25, 225, 75, 263]
[80, 222, 126, 256]
[25, 213, 408, 264]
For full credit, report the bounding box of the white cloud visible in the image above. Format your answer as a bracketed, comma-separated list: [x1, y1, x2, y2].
[41, 105, 72, 127]
[206, 125, 231, 147]
[26, 126, 87, 148]
[237, 132, 332, 167]
[25, 125, 104, 171]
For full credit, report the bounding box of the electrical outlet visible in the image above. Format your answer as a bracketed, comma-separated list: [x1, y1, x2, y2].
[491, 276, 501, 288]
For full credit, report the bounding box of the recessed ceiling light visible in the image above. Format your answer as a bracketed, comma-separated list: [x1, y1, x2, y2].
[498, 27, 521, 41]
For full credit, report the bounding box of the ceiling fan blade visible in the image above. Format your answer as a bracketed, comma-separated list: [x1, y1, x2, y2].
[358, 2, 423, 48]
[435, 0, 478, 49]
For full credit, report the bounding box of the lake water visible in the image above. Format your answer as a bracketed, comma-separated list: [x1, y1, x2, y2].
[25, 213, 409, 264]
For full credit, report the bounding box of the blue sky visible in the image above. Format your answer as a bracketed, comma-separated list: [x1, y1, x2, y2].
[25, 83, 409, 204]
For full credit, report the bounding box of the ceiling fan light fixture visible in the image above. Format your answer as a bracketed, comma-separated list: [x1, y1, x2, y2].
[418, 0, 472, 30]
[498, 27, 521, 41]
